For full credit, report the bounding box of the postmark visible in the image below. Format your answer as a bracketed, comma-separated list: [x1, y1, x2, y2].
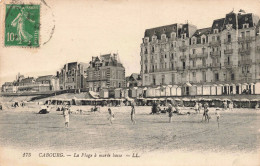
[5, 4, 40, 47]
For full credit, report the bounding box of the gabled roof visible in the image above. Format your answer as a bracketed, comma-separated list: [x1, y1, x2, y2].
[192, 27, 211, 37]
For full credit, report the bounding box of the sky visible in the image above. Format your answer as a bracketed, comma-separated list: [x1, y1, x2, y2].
[0, 0, 260, 85]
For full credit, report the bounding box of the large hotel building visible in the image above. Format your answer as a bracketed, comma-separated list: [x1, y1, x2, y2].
[140, 11, 260, 94]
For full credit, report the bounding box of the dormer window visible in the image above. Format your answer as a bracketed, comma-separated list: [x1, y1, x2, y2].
[213, 29, 219, 34]
[152, 35, 157, 41]
[161, 34, 166, 40]
[144, 37, 149, 43]
[171, 32, 176, 39]
[201, 36, 206, 44]
[192, 38, 196, 44]
[243, 24, 249, 29]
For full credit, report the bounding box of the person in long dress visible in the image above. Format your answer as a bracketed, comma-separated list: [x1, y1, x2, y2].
[108, 108, 114, 124]
[168, 104, 173, 123]
[63, 104, 70, 128]
[131, 105, 136, 124]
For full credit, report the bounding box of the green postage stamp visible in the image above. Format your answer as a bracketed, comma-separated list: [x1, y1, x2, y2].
[5, 4, 40, 47]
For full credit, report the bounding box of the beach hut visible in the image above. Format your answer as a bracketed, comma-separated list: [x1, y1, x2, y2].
[255, 82, 260, 94]
[216, 84, 223, 95]
[210, 84, 217, 95]
[129, 87, 138, 98]
[136, 88, 143, 98]
[100, 89, 109, 98]
[176, 86, 182, 96]
[170, 85, 177, 96]
[114, 88, 122, 98]
[165, 85, 171, 96]
[190, 85, 197, 96]
[182, 82, 192, 96]
[202, 85, 211, 95]
[196, 85, 203, 95]
[155, 87, 161, 97]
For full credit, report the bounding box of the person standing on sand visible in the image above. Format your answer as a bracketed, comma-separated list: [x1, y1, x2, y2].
[63, 103, 70, 128]
[131, 105, 136, 124]
[198, 103, 202, 114]
[194, 102, 199, 113]
[229, 101, 233, 111]
[202, 103, 210, 123]
[168, 104, 173, 123]
[108, 108, 114, 124]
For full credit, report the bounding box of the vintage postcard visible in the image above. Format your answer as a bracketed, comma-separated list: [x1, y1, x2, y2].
[0, 0, 260, 165]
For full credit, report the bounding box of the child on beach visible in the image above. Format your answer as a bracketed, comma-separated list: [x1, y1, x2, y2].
[229, 102, 233, 111]
[215, 111, 221, 128]
[131, 105, 136, 124]
[108, 108, 114, 124]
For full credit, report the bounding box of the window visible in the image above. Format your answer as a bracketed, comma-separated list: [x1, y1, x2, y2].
[192, 60, 196, 67]
[203, 71, 206, 82]
[172, 74, 175, 84]
[162, 75, 165, 85]
[246, 31, 250, 37]
[171, 32, 176, 39]
[165, 54, 167, 58]
[214, 29, 219, 34]
[165, 62, 167, 68]
[171, 63, 174, 69]
[192, 72, 196, 77]
[231, 73, 235, 80]
[241, 32, 245, 39]
[183, 61, 186, 70]
[246, 43, 250, 49]
[171, 53, 174, 59]
[152, 46, 155, 53]
[192, 38, 196, 44]
[72, 78, 74, 82]
[202, 58, 206, 66]
[202, 37, 206, 44]
[192, 49, 196, 54]
[212, 36, 215, 41]
[215, 73, 219, 81]
[227, 34, 231, 42]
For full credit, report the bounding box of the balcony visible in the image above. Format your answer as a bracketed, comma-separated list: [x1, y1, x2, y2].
[224, 39, 232, 44]
[224, 49, 233, 54]
[239, 59, 252, 65]
[180, 55, 186, 60]
[238, 48, 251, 55]
[209, 40, 221, 47]
[210, 51, 221, 57]
[179, 45, 187, 52]
[238, 36, 255, 43]
[224, 61, 233, 68]
[212, 62, 221, 68]
[240, 73, 252, 78]
[190, 53, 208, 59]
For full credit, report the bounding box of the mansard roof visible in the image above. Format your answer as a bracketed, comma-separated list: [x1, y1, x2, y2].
[144, 23, 178, 40]
[192, 27, 211, 37]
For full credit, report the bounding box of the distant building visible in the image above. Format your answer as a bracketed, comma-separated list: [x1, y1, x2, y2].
[140, 11, 260, 94]
[126, 73, 142, 87]
[1, 82, 17, 93]
[1, 73, 59, 93]
[58, 62, 88, 90]
[35, 75, 60, 91]
[86, 53, 125, 91]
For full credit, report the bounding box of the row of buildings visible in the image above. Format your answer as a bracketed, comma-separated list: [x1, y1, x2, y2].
[2, 10, 260, 97]
[1, 53, 133, 93]
[140, 10, 260, 95]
